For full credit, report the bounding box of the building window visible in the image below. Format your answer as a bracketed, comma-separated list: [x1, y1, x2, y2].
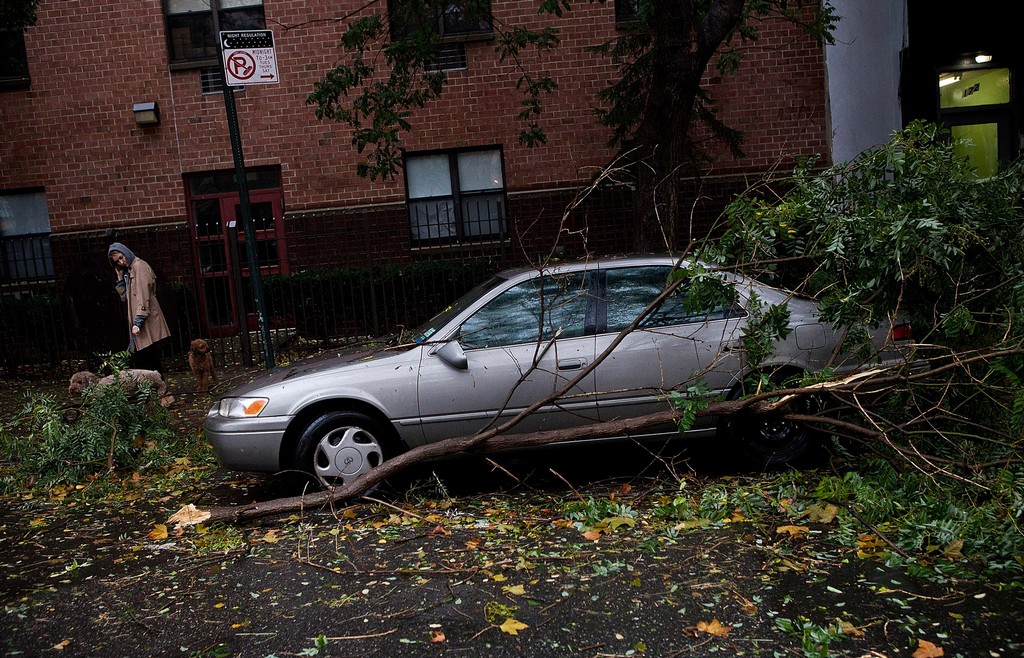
[389, 0, 493, 41]
[425, 43, 468, 73]
[0, 191, 53, 285]
[165, 0, 265, 67]
[405, 148, 507, 244]
[200, 65, 243, 94]
[614, 0, 639, 25]
[0, 28, 30, 87]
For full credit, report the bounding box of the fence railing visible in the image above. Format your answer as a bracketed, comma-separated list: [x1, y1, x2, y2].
[0, 235, 505, 380]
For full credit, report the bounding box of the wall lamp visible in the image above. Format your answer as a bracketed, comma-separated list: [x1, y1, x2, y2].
[133, 101, 160, 126]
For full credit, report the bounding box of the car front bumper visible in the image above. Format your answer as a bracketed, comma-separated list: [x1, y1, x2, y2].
[203, 409, 292, 472]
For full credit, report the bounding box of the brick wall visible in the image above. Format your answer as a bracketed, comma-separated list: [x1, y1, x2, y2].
[2, 1, 829, 239]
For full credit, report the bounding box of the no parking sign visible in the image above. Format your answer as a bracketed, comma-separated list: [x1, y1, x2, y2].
[221, 30, 279, 85]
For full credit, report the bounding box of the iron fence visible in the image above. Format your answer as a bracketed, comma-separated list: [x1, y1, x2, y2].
[0, 177, 736, 383]
[0, 219, 512, 381]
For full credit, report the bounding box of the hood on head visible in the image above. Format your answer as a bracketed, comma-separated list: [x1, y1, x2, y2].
[108, 242, 136, 268]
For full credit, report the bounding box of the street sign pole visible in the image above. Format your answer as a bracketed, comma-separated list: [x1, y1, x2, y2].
[219, 36, 276, 369]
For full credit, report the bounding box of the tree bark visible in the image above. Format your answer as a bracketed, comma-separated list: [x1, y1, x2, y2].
[632, 0, 745, 252]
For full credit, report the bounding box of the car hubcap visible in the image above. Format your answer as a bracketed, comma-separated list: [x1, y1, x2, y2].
[758, 418, 797, 444]
[314, 425, 383, 487]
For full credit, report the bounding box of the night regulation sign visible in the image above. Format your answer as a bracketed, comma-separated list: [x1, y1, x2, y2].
[221, 30, 279, 85]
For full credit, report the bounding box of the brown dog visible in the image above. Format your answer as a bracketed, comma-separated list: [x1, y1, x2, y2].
[69, 369, 170, 401]
[188, 338, 218, 392]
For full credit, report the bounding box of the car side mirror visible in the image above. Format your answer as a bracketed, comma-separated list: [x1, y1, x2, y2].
[435, 340, 468, 370]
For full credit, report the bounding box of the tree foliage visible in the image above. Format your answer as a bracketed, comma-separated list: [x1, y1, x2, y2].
[702, 121, 1024, 348]
[698, 120, 1024, 460]
[0, 0, 37, 30]
[305, 0, 836, 249]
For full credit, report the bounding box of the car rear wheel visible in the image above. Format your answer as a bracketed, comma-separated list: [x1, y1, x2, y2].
[724, 371, 815, 468]
[293, 411, 393, 489]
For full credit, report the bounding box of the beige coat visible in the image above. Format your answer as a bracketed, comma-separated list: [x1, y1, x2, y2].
[117, 256, 171, 351]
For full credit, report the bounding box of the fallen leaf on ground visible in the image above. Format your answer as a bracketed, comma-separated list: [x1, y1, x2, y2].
[582, 530, 602, 541]
[53, 640, 70, 650]
[943, 539, 964, 560]
[696, 619, 730, 637]
[913, 639, 944, 657]
[776, 525, 810, 537]
[261, 529, 281, 543]
[503, 584, 525, 596]
[839, 621, 865, 637]
[806, 503, 838, 523]
[499, 618, 528, 635]
[148, 524, 168, 540]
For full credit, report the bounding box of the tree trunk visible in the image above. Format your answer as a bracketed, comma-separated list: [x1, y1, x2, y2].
[632, 0, 745, 252]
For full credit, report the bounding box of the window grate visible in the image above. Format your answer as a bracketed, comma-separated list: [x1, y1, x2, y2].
[201, 67, 244, 95]
[425, 43, 468, 72]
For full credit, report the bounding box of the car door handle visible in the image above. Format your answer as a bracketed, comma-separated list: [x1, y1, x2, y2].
[557, 358, 586, 371]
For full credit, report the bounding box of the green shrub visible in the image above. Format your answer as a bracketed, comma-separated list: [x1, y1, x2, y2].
[0, 376, 177, 492]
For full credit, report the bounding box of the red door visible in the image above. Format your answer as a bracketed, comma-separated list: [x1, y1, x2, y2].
[191, 187, 287, 337]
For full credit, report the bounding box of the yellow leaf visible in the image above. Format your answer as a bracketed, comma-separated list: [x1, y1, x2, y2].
[730, 509, 746, 522]
[673, 519, 711, 531]
[805, 503, 838, 524]
[262, 530, 281, 544]
[499, 618, 528, 635]
[839, 621, 865, 637]
[53, 640, 70, 650]
[503, 584, 526, 596]
[776, 525, 809, 537]
[582, 530, 602, 541]
[696, 619, 731, 637]
[490, 573, 507, 582]
[148, 524, 168, 540]
[858, 534, 885, 549]
[943, 539, 964, 560]
[214, 603, 225, 609]
[912, 639, 945, 658]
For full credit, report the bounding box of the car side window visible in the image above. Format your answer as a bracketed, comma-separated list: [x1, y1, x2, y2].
[603, 266, 743, 332]
[459, 272, 589, 349]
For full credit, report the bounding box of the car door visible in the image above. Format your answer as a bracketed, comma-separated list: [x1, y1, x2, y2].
[593, 264, 746, 430]
[416, 269, 599, 444]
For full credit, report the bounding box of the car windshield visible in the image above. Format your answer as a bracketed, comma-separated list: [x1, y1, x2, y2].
[408, 274, 509, 343]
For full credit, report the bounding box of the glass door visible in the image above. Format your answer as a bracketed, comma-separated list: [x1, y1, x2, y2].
[937, 67, 1015, 177]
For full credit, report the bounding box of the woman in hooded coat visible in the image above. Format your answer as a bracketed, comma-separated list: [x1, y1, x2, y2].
[108, 242, 171, 372]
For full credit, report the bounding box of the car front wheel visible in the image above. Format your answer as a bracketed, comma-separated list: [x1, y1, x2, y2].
[724, 372, 815, 468]
[293, 411, 393, 488]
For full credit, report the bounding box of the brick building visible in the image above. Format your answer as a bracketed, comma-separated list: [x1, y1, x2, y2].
[0, 0, 1019, 367]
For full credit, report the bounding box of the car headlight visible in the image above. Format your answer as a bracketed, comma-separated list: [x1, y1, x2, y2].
[216, 397, 270, 418]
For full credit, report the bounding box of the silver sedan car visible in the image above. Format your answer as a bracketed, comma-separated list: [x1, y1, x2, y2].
[205, 255, 912, 485]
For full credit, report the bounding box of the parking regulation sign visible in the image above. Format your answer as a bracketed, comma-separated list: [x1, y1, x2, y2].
[221, 30, 279, 85]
